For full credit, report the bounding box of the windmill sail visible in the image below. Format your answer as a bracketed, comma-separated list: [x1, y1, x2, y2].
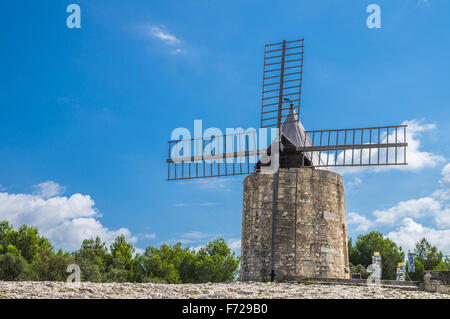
[166, 38, 408, 181]
[261, 39, 304, 128]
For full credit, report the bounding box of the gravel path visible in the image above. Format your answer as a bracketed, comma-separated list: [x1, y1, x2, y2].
[0, 281, 449, 299]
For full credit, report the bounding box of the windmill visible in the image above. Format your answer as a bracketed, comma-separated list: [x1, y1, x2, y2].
[166, 39, 408, 281]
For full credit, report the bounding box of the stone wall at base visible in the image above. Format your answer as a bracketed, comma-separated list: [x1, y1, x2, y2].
[423, 270, 450, 294]
[241, 168, 349, 282]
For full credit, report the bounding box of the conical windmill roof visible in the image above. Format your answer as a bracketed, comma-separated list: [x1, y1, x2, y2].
[281, 108, 326, 167]
[281, 107, 308, 148]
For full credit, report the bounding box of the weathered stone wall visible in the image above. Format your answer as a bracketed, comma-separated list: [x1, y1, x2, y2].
[241, 168, 349, 282]
[423, 270, 450, 294]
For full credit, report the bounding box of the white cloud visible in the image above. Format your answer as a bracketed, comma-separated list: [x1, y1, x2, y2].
[372, 197, 441, 225]
[347, 177, 362, 188]
[433, 164, 450, 201]
[333, 119, 445, 175]
[347, 212, 374, 232]
[45, 217, 136, 252]
[434, 208, 450, 228]
[228, 238, 241, 251]
[0, 182, 138, 252]
[440, 163, 450, 187]
[33, 181, 66, 198]
[368, 163, 450, 229]
[433, 188, 450, 202]
[348, 163, 450, 254]
[140, 24, 187, 56]
[148, 26, 180, 45]
[400, 119, 445, 170]
[387, 218, 450, 254]
[135, 247, 145, 255]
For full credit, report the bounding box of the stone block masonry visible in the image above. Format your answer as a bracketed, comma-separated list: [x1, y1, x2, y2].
[241, 168, 349, 281]
[423, 271, 450, 294]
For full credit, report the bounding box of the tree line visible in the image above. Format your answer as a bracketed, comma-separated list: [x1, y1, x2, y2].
[1, 221, 448, 283]
[0, 221, 239, 283]
[348, 231, 449, 281]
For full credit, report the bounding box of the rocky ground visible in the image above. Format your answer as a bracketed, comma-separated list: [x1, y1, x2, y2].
[0, 281, 449, 299]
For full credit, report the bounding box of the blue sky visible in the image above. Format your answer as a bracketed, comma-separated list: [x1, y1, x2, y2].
[0, 0, 449, 255]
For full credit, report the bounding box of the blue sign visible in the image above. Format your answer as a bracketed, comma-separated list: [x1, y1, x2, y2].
[407, 252, 415, 273]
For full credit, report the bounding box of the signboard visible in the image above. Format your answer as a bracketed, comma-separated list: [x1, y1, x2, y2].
[372, 252, 382, 279]
[351, 273, 362, 279]
[407, 252, 415, 273]
[396, 262, 406, 281]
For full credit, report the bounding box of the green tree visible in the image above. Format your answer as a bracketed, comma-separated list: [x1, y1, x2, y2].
[31, 249, 73, 281]
[110, 235, 135, 269]
[414, 238, 444, 270]
[139, 245, 182, 283]
[349, 262, 369, 279]
[104, 259, 132, 282]
[0, 221, 241, 284]
[72, 237, 109, 282]
[0, 253, 34, 281]
[177, 247, 198, 283]
[138, 238, 239, 284]
[0, 244, 20, 256]
[195, 238, 240, 283]
[5, 224, 53, 263]
[348, 238, 356, 263]
[348, 231, 404, 280]
[433, 261, 448, 271]
[104, 235, 136, 282]
[0, 221, 14, 247]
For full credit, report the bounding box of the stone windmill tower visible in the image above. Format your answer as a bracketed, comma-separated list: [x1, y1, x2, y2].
[166, 39, 408, 282]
